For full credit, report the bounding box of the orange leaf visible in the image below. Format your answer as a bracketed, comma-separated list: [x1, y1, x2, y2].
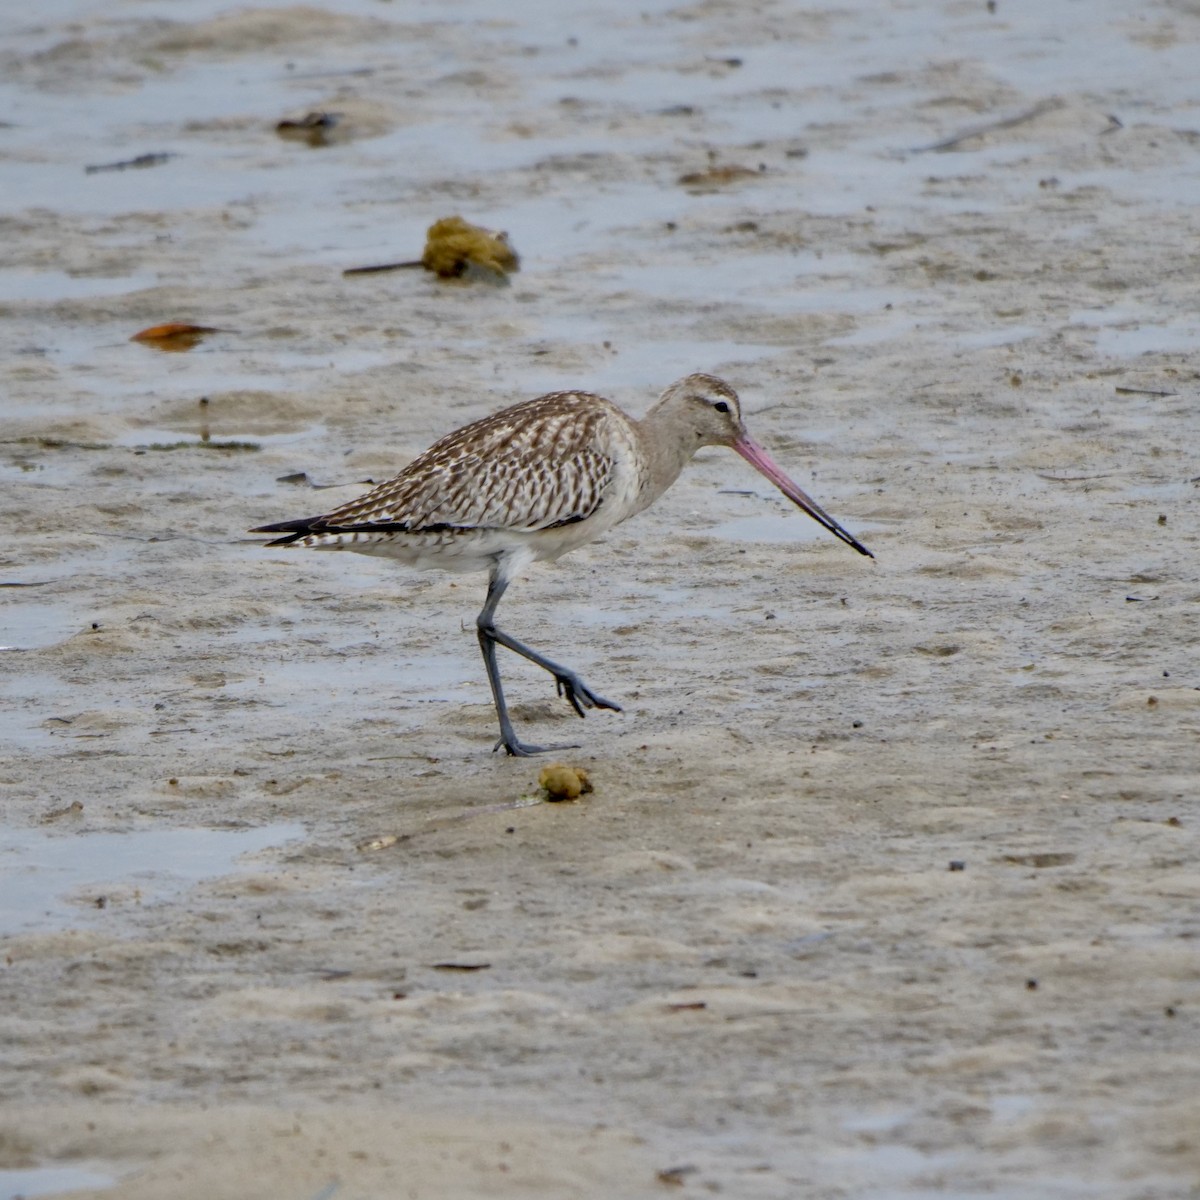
[130, 323, 224, 352]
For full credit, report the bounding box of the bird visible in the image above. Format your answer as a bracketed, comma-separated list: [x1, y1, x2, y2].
[251, 373, 872, 756]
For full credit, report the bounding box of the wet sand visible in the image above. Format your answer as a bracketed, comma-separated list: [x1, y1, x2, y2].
[1, 1, 1198, 1196]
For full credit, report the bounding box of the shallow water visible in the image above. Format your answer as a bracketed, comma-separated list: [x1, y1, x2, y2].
[0, 599, 82, 653]
[0, 824, 304, 935]
[0, 1166, 116, 1200]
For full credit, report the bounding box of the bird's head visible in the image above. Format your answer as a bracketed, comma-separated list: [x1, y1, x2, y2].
[656, 372, 873, 558]
[658, 372, 747, 448]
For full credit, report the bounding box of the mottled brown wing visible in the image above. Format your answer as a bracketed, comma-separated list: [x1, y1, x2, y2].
[316, 393, 617, 534]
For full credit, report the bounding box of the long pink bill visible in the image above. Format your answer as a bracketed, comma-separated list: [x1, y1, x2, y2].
[734, 437, 874, 558]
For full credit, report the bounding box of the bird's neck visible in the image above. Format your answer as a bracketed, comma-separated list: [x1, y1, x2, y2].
[633, 400, 701, 514]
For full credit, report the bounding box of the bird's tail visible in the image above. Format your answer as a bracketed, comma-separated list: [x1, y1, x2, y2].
[249, 518, 318, 546]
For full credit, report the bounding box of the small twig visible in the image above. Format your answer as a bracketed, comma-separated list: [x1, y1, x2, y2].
[343, 260, 423, 276]
[286, 66, 374, 80]
[85, 152, 174, 174]
[1035, 472, 1117, 483]
[276, 471, 378, 490]
[913, 98, 1064, 153]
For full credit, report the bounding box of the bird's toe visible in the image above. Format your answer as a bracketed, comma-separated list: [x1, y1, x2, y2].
[555, 672, 621, 717]
[494, 736, 581, 757]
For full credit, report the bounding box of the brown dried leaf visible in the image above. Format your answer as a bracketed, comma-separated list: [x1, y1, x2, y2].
[130, 323, 225, 352]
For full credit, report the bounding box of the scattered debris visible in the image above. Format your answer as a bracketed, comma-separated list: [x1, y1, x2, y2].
[41, 800, 85, 823]
[85, 152, 174, 174]
[357, 833, 406, 852]
[1035, 471, 1116, 483]
[1002, 852, 1076, 868]
[656, 1164, 698, 1187]
[132, 439, 259, 453]
[420, 215, 520, 279]
[275, 471, 378, 490]
[130, 323, 227, 352]
[344, 215, 520, 282]
[678, 159, 762, 190]
[912, 98, 1065, 153]
[276, 111, 341, 146]
[538, 763, 592, 801]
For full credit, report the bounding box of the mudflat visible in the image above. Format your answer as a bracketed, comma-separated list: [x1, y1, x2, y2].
[1, 1, 1197, 1196]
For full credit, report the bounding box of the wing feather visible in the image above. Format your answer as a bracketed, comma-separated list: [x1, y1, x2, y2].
[313, 393, 618, 535]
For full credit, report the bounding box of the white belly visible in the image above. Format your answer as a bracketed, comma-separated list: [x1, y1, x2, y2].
[293, 517, 616, 575]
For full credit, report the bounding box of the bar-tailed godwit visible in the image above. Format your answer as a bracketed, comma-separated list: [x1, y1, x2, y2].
[252, 373, 871, 756]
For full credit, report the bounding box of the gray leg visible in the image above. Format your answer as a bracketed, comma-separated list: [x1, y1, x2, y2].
[475, 575, 620, 756]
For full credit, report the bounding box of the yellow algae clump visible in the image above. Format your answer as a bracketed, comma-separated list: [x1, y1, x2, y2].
[421, 215, 520, 280]
[342, 215, 520, 281]
[538, 764, 593, 802]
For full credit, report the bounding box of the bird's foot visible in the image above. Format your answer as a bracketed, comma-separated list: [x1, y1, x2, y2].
[553, 672, 623, 719]
[493, 736, 581, 758]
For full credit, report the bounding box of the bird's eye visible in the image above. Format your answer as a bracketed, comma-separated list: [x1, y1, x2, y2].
[713, 400, 730, 414]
